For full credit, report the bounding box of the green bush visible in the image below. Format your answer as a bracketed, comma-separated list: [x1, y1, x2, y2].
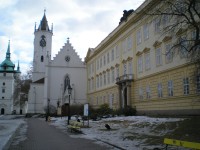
[89, 104, 113, 119]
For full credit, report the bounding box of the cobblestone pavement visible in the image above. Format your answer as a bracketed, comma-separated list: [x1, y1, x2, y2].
[8, 118, 112, 150]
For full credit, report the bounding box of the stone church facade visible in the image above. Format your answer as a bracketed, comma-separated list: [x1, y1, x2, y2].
[27, 12, 87, 114]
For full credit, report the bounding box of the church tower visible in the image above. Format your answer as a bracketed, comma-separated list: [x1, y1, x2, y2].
[32, 10, 53, 82]
[0, 41, 21, 114]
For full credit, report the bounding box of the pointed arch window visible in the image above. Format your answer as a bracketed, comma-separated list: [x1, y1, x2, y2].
[64, 74, 70, 93]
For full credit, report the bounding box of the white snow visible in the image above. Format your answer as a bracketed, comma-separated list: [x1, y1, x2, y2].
[50, 116, 184, 150]
[0, 115, 25, 149]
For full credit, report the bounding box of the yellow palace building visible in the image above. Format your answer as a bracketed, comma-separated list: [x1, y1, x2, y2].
[85, 0, 200, 115]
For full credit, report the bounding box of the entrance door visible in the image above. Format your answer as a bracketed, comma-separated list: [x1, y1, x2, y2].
[1, 108, 5, 114]
[123, 87, 127, 108]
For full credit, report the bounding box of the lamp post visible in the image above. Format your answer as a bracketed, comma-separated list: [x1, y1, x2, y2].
[67, 84, 72, 125]
[48, 99, 50, 116]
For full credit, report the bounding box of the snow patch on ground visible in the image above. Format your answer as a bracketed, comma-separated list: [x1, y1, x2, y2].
[0, 115, 25, 149]
[50, 116, 184, 150]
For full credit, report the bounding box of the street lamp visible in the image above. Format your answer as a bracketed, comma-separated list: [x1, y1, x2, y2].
[67, 84, 72, 125]
[48, 99, 50, 115]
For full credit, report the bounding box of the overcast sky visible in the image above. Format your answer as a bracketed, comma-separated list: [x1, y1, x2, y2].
[0, 0, 145, 75]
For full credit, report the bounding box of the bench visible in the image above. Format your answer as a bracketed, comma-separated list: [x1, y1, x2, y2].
[67, 121, 82, 133]
[164, 138, 200, 150]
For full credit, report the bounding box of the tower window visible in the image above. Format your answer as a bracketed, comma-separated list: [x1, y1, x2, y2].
[41, 56, 44, 62]
[3, 82, 5, 86]
[2, 89, 5, 93]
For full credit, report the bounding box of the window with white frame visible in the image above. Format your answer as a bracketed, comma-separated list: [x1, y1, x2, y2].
[137, 29, 142, 45]
[154, 18, 160, 33]
[145, 52, 151, 70]
[100, 57, 102, 68]
[183, 77, 189, 95]
[122, 39, 127, 53]
[123, 63, 127, 75]
[162, 9, 170, 27]
[104, 73, 106, 85]
[107, 71, 110, 84]
[165, 43, 173, 63]
[92, 78, 94, 89]
[116, 67, 119, 78]
[92, 63, 94, 73]
[127, 35, 133, 50]
[97, 76, 99, 88]
[158, 83, 163, 98]
[180, 37, 188, 58]
[168, 80, 173, 96]
[143, 24, 149, 40]
[104, 55, 106, 66]
[156, 47, 162, 66]
[196, 75, 200, 93]
[128, 60, 133, 74]
[109, 94, 114, 108]
[146, 85, 151, 99]
[107, 52, 110, 64]
[112, 69, 115, 83]
[116, 45, 119, 58]
[97, 59, 99, 70]
[139, 87, 143, 100]
[111, 49, 114, 61]
[100, 74, 102, 87]
[138, 55, 143, 73]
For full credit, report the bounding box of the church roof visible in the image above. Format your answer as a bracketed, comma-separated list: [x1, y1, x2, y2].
[38, 10, 50, 31]
[34, 78, 44, 83]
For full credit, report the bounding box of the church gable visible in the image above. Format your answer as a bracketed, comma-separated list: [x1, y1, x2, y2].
[51, 39, 85, 67]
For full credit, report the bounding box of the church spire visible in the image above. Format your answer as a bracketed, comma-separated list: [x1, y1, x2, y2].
[38, 9, 51, 32]
[6, 40, 11, 60]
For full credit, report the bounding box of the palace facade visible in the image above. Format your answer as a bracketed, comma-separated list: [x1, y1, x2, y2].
[85, 0, 200, 115]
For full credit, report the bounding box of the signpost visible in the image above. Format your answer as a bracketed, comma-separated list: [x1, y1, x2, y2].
[84, 103, 89, 127]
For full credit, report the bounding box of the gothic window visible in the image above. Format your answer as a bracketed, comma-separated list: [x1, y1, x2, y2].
[64, 75, 70, 93]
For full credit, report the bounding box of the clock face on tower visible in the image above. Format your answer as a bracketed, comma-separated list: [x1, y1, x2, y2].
[40, 35, 46, 47]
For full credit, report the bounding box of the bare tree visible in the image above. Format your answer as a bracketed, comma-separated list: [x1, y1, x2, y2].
[143, 0, 200, 70]
[13, 62, 33, 108]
